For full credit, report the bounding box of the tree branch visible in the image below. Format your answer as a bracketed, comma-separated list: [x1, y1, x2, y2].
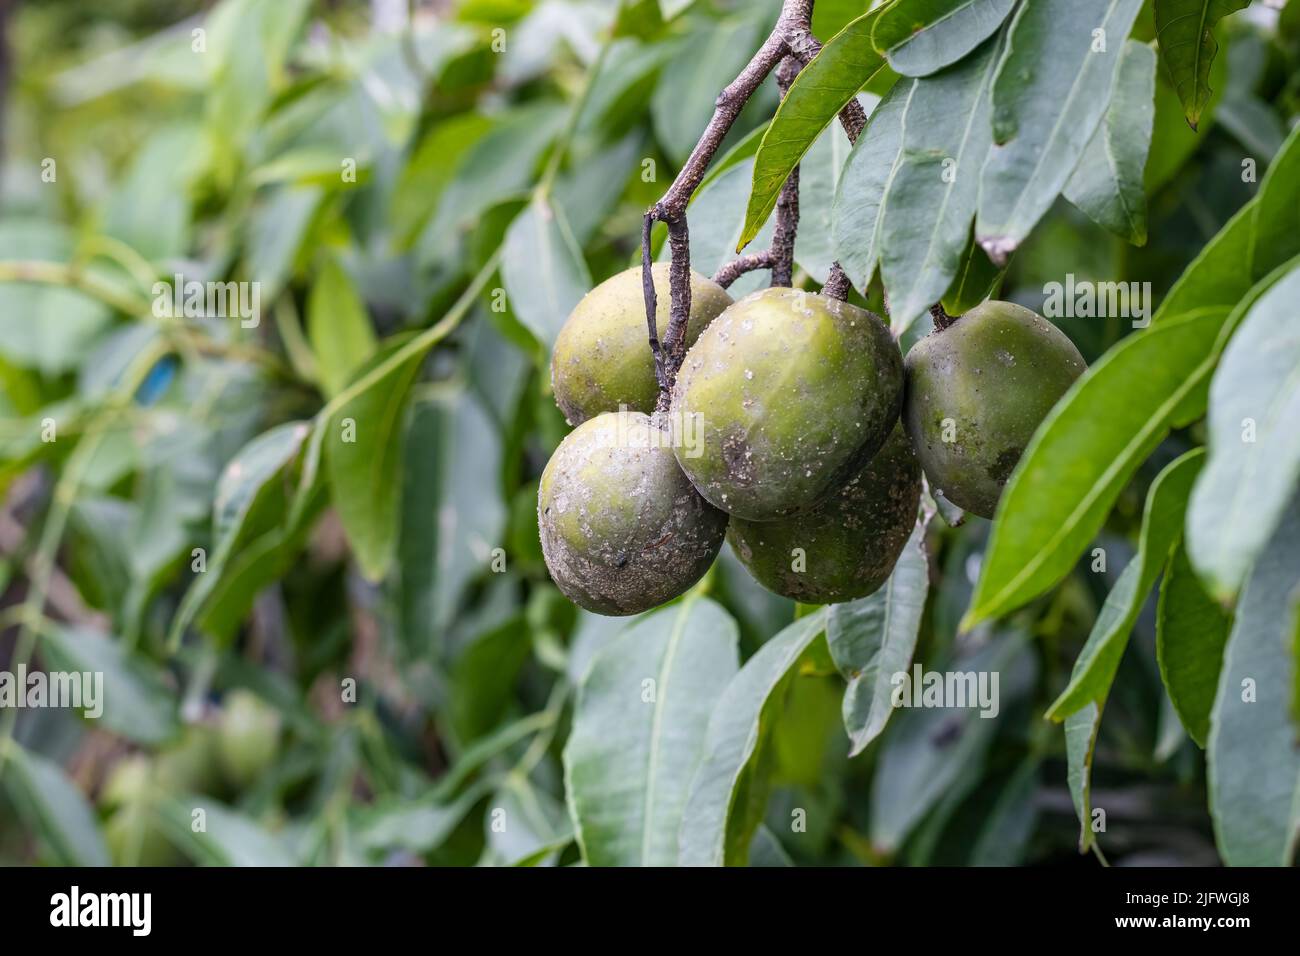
[769, 56, 802, 287]
[713, 251, 775, 289]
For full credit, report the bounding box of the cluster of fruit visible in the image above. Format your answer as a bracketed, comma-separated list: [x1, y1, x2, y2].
[540, 265, 1086, 616]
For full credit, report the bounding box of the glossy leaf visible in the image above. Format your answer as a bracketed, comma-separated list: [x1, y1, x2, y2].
[976, 0, 1144, 263]
[1153, 0, 1249, 129]
[1186, 269, 1300, 601]
[740, 8, 889, 250]
[1063, 40, 1156, 245]
[1046, 449, 1203, 720]
[678, 610, 827, 866]
[2, 741, 109, 867]
[872, 0, 1016, 77]
[1157, 541, 1232, 747]
[830, 81, 909, 292]
[964, 310, 1226, 629]
[879, 35, 1000, 333]
[565, 597, 740, 867]
[307, 256, 378, 397]
[1207, 500, 1300, 866]
[501, 195, 590, 351]
[828, 523, 929, 755]
[1065, 703, 1103, 853]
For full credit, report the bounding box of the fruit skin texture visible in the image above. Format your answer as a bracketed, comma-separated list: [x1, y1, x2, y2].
[671, 287, 903, 521]
[551, 264, 732, 425]
[903, 300, 1086, 519]
[538, 411, 727, 615]
[216, 690, 282, 789]
[727, 424, 920, 604]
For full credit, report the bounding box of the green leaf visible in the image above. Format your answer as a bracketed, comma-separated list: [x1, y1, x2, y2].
[2, 741, 110, 866]
[869, 633, 1029, 853]
[487, 777, 572, 866]
[830, 81, 908, 292]
[501, 196, 591, 351]
[678, 609, 828, 866]
[976, 0, 1144, 263]
[740, 8, 889, 250]
[41, 626, 180, 745]
[879, 34, 1001, 333]
[307, 256, 378, 397]
[1207, 499, 1300, 866]
[665, 157, 776, 297]
[1153, 0, 1249, 130]
[325, 338, 424, 581]
[1157, 541, 1233, 747]
[1186, 267, 1300, 601]
[1063, 40, 1157, 245]
[964, 310, 1225, 629]
[157, 794, 299, 866]
[792, 121, 856, 284]
[941, 228, 1004, 315]
[1045, 448, 1204, 720]
[828, 523, 929, 755]
[391, 113, 494, 249]
[1065, 703, 1103, 853]
[565, 597, 740, 867]
[872, 0, 1016, 77]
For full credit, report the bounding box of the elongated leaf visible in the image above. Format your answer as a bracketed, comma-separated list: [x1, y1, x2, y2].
[1157, 541, 1232, 747]
[157, 794, 299, 866]
[565, 597, 739, 867]
[1064, 40, 1157, 245]
[1187, 266, 1300, 601]
[831, 81, 909, 292]
[879, 35, 1000, 332]
[502, 195, 591, 351]
[1153, 0, 1249, 130]
[969, 757, 1040, 865]
[487, 778, 572, 867]
[828, 523, 929, 755]
[977, 0, 1144, 263]
[1046, 449, 1203, 720]
[1207, 499, 1300, 866]
[41, 626, 180, 745]
[740, 8, 889, 249]
[1065, 702, 1103, 852]
[963, 310, 1225, 629]
[941, 229, 1004, 315]
[2, 741, 110, 866]
[307, 257, 377, 397]
[872, 0, 1015, 77]
[679, 610, 828, 866]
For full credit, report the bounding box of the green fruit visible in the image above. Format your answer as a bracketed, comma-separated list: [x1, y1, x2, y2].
[538, 411, 727, 615]
[216, 690, 282, 789]
[551, 264, 733, 425]
[671, 287, 903, 521]
[155, 723, 221, 795]
[101, 756, 185, 866]
[903, 300, 1086, 518]
[727, 424, 920, 603]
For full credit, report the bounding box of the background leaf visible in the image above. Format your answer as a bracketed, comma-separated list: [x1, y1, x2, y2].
[872, 0, 1015, 77]
[307, 256, 378, 397]
[502, 196, 591, 351]
[2, 742, 110, 866]
[1153, 0, 1250, 129]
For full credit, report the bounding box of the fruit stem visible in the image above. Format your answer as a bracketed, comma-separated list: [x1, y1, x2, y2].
[930, 303, 957, 330]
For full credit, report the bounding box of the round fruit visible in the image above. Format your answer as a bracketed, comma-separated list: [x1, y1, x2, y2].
[727, 424, 920, 603]
[538, 411, 727, 615]
[671, 287, 903, 521]
[551, 264, 733, 425]
[101, 756, 184, 867]
[216, 690, 282, 789]
[155, 723, 221, 795]
[903, 300, 1086, 518]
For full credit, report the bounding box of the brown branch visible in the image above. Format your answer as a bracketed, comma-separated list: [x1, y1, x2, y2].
[713, 252, 776, 289]
[931, 302, 956, 330]
[769, 56, 803, 287]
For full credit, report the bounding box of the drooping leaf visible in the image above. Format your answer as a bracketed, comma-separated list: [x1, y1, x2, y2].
[963, 311, 1225, 629]
[1207, 499, 1300, 866]
[678, 610, 828, 866]
[307, 256, 378, 397]
[565, 597, 740, 867]
[830, 81, 909, 292]
[1153, 0, 1249, 130]
[1046, 449, 1204, 720]
[879, 34, 1001, 333]
[1063, 40, 1157, 245]
[40, 626, 180, 745]
[828, 523, 929, 755]
[1157, 541, 1233, 747]
[1186, 266, 1300, 601]
[872, 0, 1016, 77]
[501, 195, 591, 351]
[976, 0, 1144, 263]
[1065, 703, 1103, 853]
[740, 8, 889, 250]
[2, 741, 110, 867]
